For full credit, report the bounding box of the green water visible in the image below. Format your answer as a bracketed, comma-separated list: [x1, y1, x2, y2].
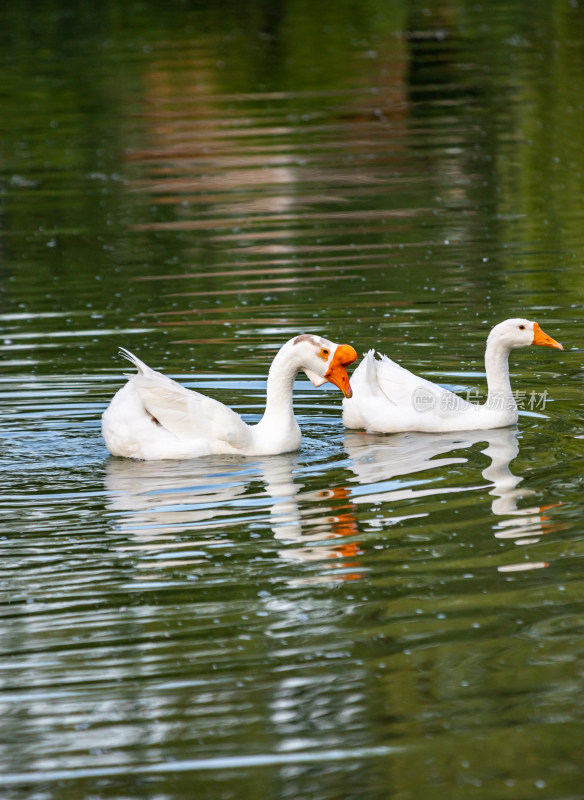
[1, 1, 584, 798]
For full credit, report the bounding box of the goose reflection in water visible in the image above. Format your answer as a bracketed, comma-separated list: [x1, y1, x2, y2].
[104, 453, 363, 583]
[343, 426, 557, 572]
[104, 427, 556, 580]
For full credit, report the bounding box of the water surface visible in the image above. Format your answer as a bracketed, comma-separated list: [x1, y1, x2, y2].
[1, 2, 584, 798]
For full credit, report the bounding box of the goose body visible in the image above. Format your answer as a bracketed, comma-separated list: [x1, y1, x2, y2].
[102, 335, 357, 460]
[343, 318, 562, 434]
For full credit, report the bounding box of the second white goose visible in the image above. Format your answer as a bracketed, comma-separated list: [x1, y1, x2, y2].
[342, 318, 563, 433]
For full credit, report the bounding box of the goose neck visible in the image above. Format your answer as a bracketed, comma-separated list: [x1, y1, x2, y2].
[259, 344, 299, 427]
[484, 336, 514, 408]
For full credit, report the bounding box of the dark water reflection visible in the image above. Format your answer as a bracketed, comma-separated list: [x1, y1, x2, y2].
[2, 1, 584, 798]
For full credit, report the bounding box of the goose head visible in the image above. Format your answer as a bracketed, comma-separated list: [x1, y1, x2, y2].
[291, 334, 357, 397]
[488, 318, 563, 351]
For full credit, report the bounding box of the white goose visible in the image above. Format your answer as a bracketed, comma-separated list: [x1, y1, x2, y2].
[343, 318, 563, 433]
[102, 334, 357, 460]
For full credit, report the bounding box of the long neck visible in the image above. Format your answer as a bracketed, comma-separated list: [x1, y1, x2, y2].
[257, 343, 299, 429]
[484, 335, 514, 409]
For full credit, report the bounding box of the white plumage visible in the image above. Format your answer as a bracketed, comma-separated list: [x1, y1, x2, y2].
[343, 318, 562, 433]
[102, 335, 357, 460]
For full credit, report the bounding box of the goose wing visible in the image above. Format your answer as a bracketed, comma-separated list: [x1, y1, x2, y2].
[121, 349, 252, 450]
[375, 353, 469, 413]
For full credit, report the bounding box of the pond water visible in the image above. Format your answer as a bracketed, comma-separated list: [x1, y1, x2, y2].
[2, 2, 584, 798]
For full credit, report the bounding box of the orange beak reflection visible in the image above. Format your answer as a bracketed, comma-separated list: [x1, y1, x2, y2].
[325, 344, 357, 398]
[532, 322, 563, 351]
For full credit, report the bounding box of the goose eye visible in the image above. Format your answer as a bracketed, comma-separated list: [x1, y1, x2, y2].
[519, 325, 525, 330]
[319, 348, 330, 360]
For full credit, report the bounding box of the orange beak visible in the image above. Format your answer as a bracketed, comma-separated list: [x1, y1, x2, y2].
[532, 322, 563, 350]
[325, 344, 357, 398]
